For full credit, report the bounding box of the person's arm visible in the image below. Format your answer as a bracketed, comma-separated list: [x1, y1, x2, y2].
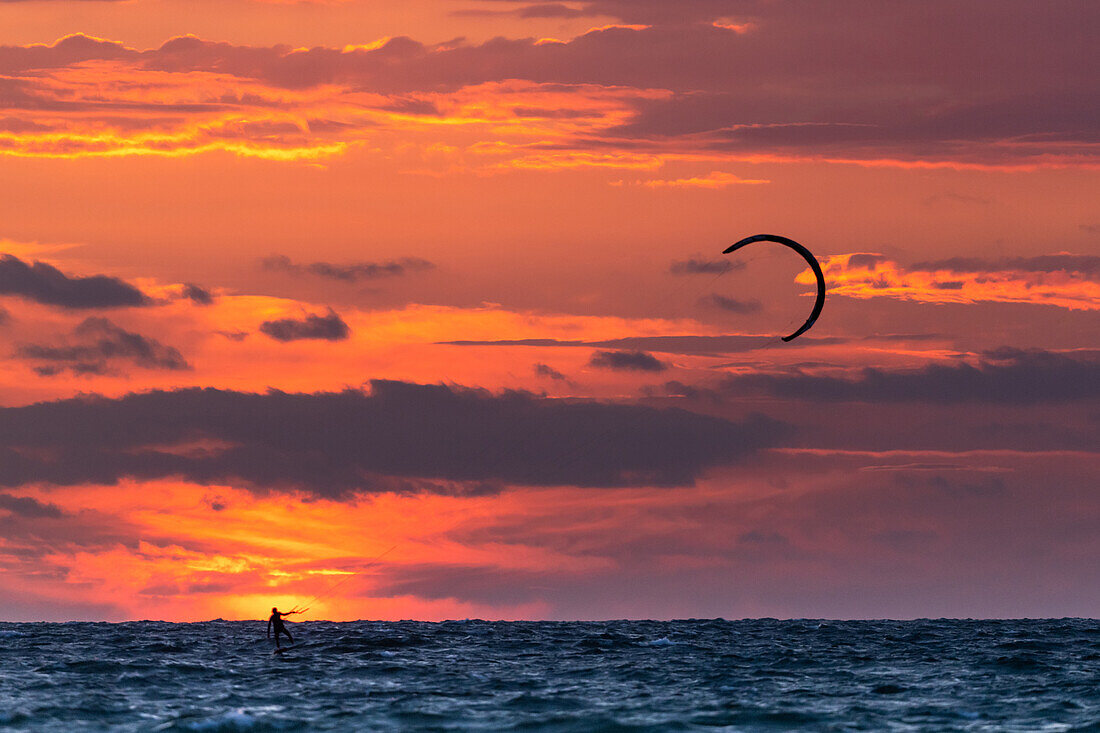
[266, 617, 272, 637]
[285, 610, 302, 615]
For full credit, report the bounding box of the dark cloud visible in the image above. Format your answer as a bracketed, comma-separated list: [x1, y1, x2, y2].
[644, 379, 729, 406]
[547, 0, 756, 23]
[452, 2, 592, 19]
[0, 254, 148, 309]
[589, 349, 667, 372]
[16, 317, 190, 376]
[700, 294, 762, 314]
[442, 334, 843, 355]
[845, 254, 887, 270]
[0, 116, 54, 133]
[669, 257, 740, 275]
[0, 305, 9, 325]
[181, 283, 214, 305]
[259, 308, 350, 342]
[907, 254, 1100, 277]
[261, 254, 434, 282]
[0, 34, 129, 74]
[534, 363, 568, 381]
[0, 493, 63, 519]
[0, 499, 146, 595]
[646, 379, 736, 405]
[728, 348, 1100, 405]
[205, 494, 227, 512]
[0, 381, 790, 496]
[654, 380, 700, 399]
[445, 338, 582, 347]
[377, 97, 443, 115]
[519, 3, 588, 18]
[512, 106, 602, 119]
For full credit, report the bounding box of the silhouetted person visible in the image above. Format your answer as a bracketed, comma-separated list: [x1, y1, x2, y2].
[267, 607, 301, 648]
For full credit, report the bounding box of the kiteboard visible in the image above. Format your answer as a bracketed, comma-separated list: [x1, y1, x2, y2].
[272, 645, 295, 655]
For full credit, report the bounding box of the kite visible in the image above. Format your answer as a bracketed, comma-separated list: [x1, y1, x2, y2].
[723, 234, 826, 342]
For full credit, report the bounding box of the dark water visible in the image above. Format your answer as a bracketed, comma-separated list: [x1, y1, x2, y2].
[1, 619, 1098, 731]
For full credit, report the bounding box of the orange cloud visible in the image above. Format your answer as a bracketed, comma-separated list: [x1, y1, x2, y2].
[808, 253, 1100, 311]
[1, 479, 614, 620]
[2, 27, 1094, 170]
[711, 19, 754, 33]
[7, 441, 1099, 620]
[0, 44, 671, 169]
[640, 171, 770, 188]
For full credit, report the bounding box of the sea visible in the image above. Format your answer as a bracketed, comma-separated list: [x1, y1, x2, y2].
[0, 618, 1097, 731]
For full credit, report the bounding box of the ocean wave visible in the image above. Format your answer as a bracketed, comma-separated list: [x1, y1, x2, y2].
[0, 619, 1097, 731]
[155, 710, 281, 732]
[638, 636, 675, 647]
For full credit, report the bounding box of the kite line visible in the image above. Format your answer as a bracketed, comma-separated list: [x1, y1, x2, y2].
[289, 544, 398, 615]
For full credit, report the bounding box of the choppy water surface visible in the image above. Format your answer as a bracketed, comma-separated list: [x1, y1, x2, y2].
[1, 619, 1098, 731]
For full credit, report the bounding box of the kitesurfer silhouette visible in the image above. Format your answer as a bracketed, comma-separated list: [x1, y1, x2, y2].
[267, 607, 301, 648]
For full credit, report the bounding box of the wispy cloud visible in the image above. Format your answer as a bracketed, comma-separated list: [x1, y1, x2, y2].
[699, 294, 762, 314]
[641, 171, 769, 188]
[262, 255, 435, 282]
[669, 256, 742, 276]
[725, 348, 1100, 405]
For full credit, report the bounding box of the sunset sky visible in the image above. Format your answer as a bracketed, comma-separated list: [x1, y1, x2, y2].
[0, 0, 1097, 622]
